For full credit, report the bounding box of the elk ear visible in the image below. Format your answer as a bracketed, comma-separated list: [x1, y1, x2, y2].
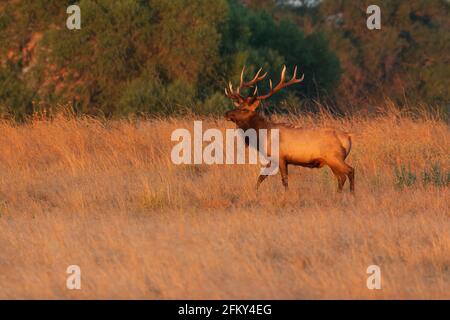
[246, 99, 260, 111]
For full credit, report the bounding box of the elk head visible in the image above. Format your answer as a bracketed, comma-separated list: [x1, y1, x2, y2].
[224, 65, 304, 126]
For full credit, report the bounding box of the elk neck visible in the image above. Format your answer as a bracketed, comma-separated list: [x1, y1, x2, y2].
[236, 111, 272, 132]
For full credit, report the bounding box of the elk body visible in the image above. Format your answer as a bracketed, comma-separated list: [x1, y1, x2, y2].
[224, 66, 354, 193]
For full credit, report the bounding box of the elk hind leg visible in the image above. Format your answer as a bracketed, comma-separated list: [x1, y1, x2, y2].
[279, 160, 288, 191]
[329, 162, 347, 193]
[347, 165, 355, 193]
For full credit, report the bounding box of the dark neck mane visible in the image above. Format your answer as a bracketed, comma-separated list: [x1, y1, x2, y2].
[236, 112, 270, 131]
[236, 112, 297, 131]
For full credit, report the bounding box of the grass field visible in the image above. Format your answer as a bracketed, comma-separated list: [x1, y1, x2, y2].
[0, 107, 448, 299]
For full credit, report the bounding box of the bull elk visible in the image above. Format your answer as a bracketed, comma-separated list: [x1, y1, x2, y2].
[224, 65, 354, 193]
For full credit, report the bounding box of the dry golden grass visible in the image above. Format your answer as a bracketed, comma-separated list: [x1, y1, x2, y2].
[0, 108, 448, 299]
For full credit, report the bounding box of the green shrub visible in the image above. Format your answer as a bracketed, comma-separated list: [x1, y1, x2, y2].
[197, 92, 230, 116]
[0, 67, 33, 119]
[118, 76, 196, 116]
[422, 163, 449, 187]
[0, 0, 341, 118]
[394, 164, 417, 189]
[395, 163, 449, 189]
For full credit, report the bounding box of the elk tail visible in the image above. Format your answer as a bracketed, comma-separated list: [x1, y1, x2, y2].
[339, 132, 352, 158]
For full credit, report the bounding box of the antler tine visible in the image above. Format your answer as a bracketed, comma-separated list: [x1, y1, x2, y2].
[297, 72, 305, 83]
[225, 65, 303, 102]
[291, 65, 304, 83]
[253, 68, 268, 84]
[256, 65, 304, 101]
[251, 67, 266, 82]
[239, 66, 246, 89]
[280, 65, 286, 83]
[239, 66, 268, 90]
[225, 80, 244, 101]
[252, 86, 258, 97]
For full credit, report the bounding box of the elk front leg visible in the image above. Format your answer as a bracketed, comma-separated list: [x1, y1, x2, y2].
[256, 162, 271, 190]
[256, 174, 268, 190]
[279, 160, 288, 191]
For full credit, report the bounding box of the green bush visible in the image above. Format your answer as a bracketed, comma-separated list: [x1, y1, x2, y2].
[118, 74, 196, 117]
[219, 0, 341, 110]
[394, 164, 417, 189]
[422, 163, 449, 188]
[0, 67, 34, 119]
[395, 163, 449, 189]
[198, 92, 231, 116]
[118, 74, 164, 116]
[0, 0, 341, 118]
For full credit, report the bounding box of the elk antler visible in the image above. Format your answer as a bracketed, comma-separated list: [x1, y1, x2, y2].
[225, 66, 268, 101]
[238, 66, 268, 92]
[254, 65, 304, 100]
[224, 81, 244, 101]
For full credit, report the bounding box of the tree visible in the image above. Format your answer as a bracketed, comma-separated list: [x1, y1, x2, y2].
[317, 0, 450, 108]
[0, 0, 341, 117]
[218, 0, 341, 112]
